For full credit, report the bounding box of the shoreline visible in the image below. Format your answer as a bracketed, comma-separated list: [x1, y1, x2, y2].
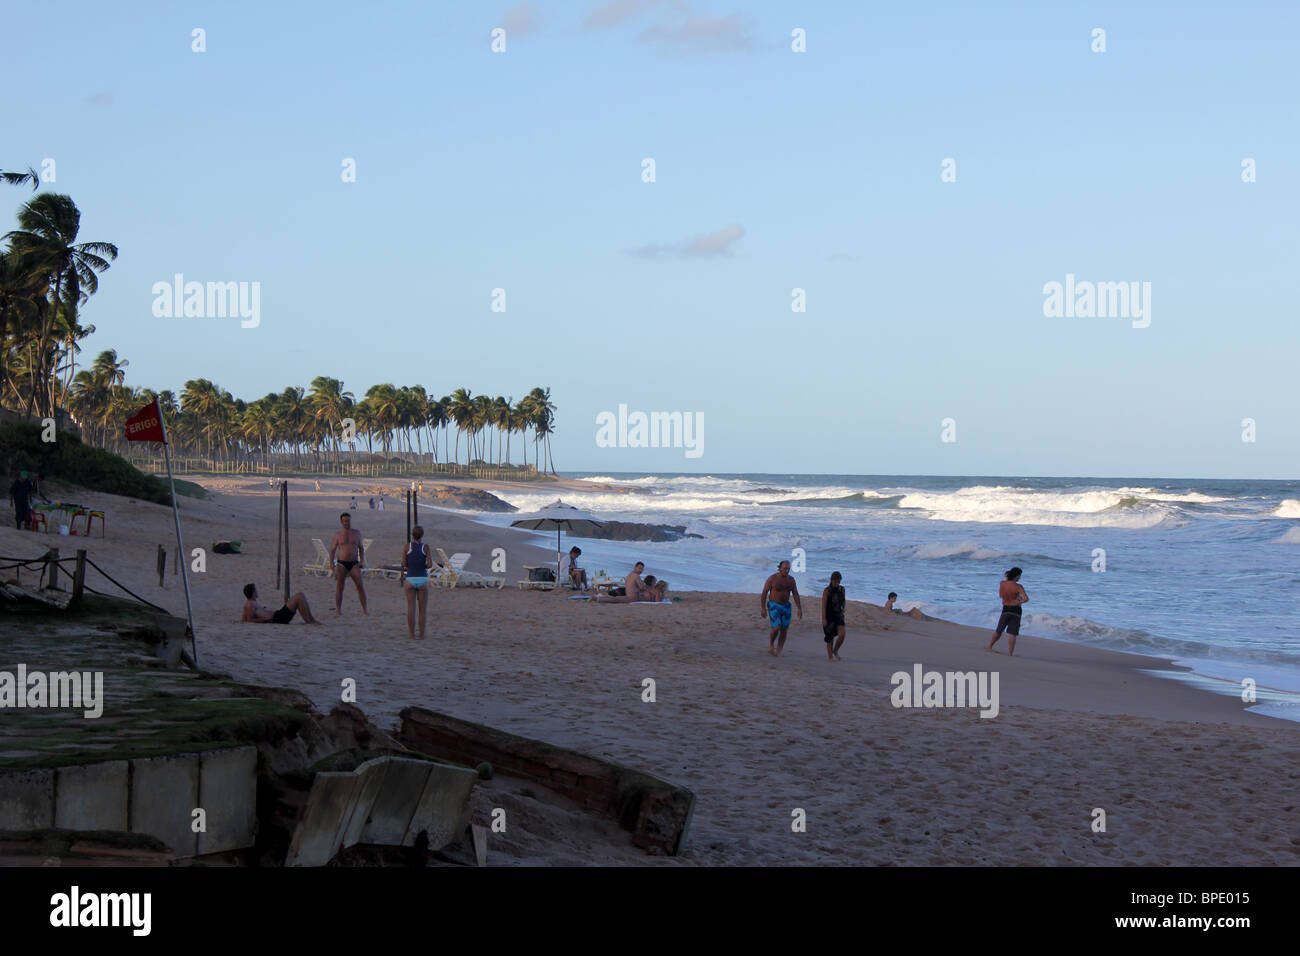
[192, 472, 1300, 723]
[3, 474, 1297, 864]
[465, 473, 1300, 714]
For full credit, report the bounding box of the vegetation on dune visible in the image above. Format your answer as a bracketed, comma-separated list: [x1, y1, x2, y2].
[0, 421, 173, 505]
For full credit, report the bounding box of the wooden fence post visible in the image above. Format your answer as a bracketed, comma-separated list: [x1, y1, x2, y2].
[73, 550, 87, 601]
[157, 544, 166, 587]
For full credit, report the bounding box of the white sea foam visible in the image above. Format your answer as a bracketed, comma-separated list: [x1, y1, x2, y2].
[895, 486, 1179, 528]
[1272, 499, 1300, 519]
[910, 540, 1005, 560]
[1271, 526, 1300, 544]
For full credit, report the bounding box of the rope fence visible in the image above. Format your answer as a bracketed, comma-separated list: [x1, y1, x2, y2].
[0, 549, 171, 615]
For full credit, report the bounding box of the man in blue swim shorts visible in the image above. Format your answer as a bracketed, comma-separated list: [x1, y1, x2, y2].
[760, 559, 802, 657]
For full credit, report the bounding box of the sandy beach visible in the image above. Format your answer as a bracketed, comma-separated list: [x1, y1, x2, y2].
[3, 475, 1298, 866]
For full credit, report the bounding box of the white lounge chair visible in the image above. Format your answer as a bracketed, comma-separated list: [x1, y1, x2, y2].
[437, 549, 504, 589]
[302, 538, 331, 577]
[360, 539, 401, 581]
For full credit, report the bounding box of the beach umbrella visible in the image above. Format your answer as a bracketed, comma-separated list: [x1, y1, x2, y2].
[510, 499, 604, 582]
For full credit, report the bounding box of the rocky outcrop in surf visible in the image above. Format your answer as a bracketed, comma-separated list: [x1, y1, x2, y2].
[573, 520, 702, 543]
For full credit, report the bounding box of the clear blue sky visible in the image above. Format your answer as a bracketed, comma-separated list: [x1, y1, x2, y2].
[6, 0, 1298, 478]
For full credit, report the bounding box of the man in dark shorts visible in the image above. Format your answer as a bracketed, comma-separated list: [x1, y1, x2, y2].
[987, 566, 1027, 655]
[241, 583, 320, 624]
[822, 571, 847, 660]
[760, 559, 802, 656]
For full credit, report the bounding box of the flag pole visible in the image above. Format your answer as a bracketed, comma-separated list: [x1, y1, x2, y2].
[157, 403, 198, 665]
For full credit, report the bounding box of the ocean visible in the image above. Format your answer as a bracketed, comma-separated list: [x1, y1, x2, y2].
[476, 473, 1300, 719]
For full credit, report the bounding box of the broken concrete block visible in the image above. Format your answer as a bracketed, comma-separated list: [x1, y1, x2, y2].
[197, 747, 258, 855]
[285, 772, 361, 867]
[402, 760, 478, 850]
[0, 769, 55, 830]
[130, 753, 199, 857]
[55, 761, 128, 831]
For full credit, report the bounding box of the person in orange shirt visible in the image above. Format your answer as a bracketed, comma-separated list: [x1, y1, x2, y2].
[987, 567, 1028, 655]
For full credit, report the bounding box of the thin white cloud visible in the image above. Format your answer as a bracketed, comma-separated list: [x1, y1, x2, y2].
[631, 224, 745, 259]
[500, 3, 542, 35]
[639, 13, 751, 53]
[583, 0, 666, 29]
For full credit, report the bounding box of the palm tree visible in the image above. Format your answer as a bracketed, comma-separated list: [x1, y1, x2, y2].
[526, 386, 557, 474]
[1, 167, 39, 189]
[306, 376, 354, 463]
[3, 194, 117, 418]
[496, 396, 515, 465]
[181, 379, 225, 459]
[240, 398, 276, 464]
[274, 386, 306, 465]
[471, 394, 494, 464]
[424, 395, 445, 465]
[514, 394, 535, 470]
[364, 383, 402, 454]
[448, 388, 474, 466]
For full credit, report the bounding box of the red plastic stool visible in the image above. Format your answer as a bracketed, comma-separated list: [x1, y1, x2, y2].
[85, 510, 105, 537]
[28, 511, 47, 532]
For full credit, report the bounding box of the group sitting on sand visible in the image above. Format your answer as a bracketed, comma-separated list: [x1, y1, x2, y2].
[594, 561, 670, 603]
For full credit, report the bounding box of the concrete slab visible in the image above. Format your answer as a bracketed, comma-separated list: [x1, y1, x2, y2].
[55, 761, 128, 831]
[130, 753, 199, 857]
[340, 758, 390, 849]
[0, 769, 54, 830]
[403, 761, 478, 849]
[197, 747, 258, 855]
[358, 757, 431, 846]
[285, 772, 360, 867]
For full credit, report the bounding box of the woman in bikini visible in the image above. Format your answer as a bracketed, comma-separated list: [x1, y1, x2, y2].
[401, 525, 433, 639]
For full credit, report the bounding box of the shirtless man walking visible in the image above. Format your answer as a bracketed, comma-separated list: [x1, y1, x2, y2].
[761, 560, 802, 656]
[330, 512, 368, 615]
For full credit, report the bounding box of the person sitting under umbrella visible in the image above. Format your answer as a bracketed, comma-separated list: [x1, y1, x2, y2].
[560, 546, 589, 590]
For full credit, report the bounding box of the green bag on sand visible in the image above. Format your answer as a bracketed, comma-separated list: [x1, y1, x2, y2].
[212, 540, 242, 554]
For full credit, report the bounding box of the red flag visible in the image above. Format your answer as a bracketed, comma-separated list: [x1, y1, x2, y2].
[124, 399, 166, 444]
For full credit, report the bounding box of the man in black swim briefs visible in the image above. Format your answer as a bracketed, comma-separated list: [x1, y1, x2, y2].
[330, 512, 368, 615]
[241, 583, 320, 624]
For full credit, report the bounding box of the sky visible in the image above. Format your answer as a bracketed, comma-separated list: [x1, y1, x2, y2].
[5, 0, 1298, 478]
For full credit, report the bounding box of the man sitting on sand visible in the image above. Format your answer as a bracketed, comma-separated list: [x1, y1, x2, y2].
[241, 584, 320, 624]
[761, 560, 802, 656]
[594, 561, 649, 603]
[626, 561, 647, 598]
[330, 512, 368, 615]
[987, 566, 1028, 655]
[561, 546, 589, 590]
[884, 591, 926, 620]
